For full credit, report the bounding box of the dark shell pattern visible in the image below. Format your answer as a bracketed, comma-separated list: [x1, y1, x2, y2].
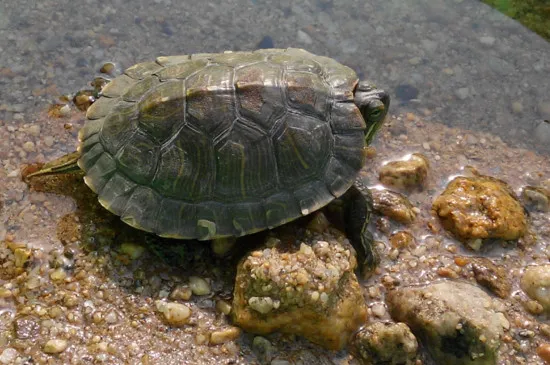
[77, 48, 367, 240]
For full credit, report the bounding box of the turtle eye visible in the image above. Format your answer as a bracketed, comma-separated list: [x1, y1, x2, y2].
[368, 103, 385, 120]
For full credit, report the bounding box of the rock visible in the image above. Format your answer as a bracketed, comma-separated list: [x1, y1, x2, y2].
[119, 242, 145, 260]
[537, 343, 550, 363]
[455, 87, 470, 100]
[521, 265, 550, 311]
[209, 326, 241, 345]
[170, 285, 192, 301]
[297, 30, 312, 44]
[0, 348, 17, 364]
[306, 211, 331, 233]
[211, 237, 236, 256]
[252, 336, 274, 364]
[389, 231, 415, 249]
[379, 153, 429, 190]
[72, 90, 96, 111]
[14, 316, 40, 340]
[232, 239, 367, 350]
[534, 119, 550, 144]
[22, 141, 35, 153]
[350, 322, 418, 365]
[470, 257, 511, 299]
[155, 301, 192, 326]
[539, 101, 550, 119]
[189, 276, 211, 296]
[432, 175, 527, 247]
[43, 339, 68, 354]
[371, 189, 417, 224]
[387, 281, 508, 365]
[521, 185, 550, 212]
[479, 36, 496, 46]
[511, 101, 523, 114]
[215, 300, 232, 315]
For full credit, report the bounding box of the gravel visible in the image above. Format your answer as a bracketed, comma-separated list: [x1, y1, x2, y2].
[1, 0, 550, 363]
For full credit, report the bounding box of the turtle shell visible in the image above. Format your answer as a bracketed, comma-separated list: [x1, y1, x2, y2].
[77, 48, 367, 240]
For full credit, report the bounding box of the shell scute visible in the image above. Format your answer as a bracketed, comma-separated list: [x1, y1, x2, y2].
[79, 48, 366, 238]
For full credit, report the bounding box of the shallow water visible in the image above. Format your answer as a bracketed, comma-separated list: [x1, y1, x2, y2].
[1, 0, 550, 364]
[1, 0, 549, 152]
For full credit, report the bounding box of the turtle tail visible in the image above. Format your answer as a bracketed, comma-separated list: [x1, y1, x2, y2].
[24, 151, 82, 180]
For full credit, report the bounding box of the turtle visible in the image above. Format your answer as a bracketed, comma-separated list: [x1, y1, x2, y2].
[27, 48, 390, 274]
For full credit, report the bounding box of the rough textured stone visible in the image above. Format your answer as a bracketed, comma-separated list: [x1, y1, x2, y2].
[350, 322, 418, 365]
[232, 239, 367, 350]
[387, 281, 508, 365]
[432, 175, 527, 247]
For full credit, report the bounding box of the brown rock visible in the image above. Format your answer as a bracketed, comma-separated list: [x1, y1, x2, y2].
[389, 231, 415, 249]
[432, 175, 527, 246]
[350, 322, 418, 365]
[371, 189, 417, 224]
[379, 153, 429, 190]
[470, 257, 511, 299]
[14, 316, 40, 340]
[537, 343, 550, 364]
[232, 240, 366, 350]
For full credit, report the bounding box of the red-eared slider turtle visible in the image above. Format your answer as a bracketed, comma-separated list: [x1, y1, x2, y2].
[28, 48, 390, 273]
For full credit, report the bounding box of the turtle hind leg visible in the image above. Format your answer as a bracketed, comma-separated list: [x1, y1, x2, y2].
[23, 151, 81, 181]
[339, 185, 380, 279]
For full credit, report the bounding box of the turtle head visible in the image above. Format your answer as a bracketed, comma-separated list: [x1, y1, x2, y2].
[354, 81, 390, 145]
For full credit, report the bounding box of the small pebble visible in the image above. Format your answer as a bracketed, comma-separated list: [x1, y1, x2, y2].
[156, 301, 191, 326]
[253, 336, 273, 363]
[44, 136, 55, 147]
[479, 36, 496, 46]
[0, 348, 17, 364]
[455, 87, 470, 100]
[22, 141, 35, 152]
[371, 302, 386, 318]
[189, 276, 211, 296]
[100, 62, 116, 74]
[511, 101, 523, 114]
[534, 120, 550, 144]
[297, 30, 312, 44]
[248, 296, 275, 314]
[43, 339, 68, 354]
[541, 324, 550, 338]
[59, 104, 71, 116]
[215, 300, 232, 315]
[28, 125, 41, 136]
[105, 311, 118, 323]
[211, 238, 235, 256]
[408, 57, 421, 65]
[537, 343, 550, 363]
[170, 285, 192, 301]
[209, 326, 241, 345]
[50, 268, 67, 281]
[119, 242, 145, 260]
[538, 101, 550, 118]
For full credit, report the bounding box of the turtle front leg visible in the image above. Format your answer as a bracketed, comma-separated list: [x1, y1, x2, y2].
[339, 185, 380, 278]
